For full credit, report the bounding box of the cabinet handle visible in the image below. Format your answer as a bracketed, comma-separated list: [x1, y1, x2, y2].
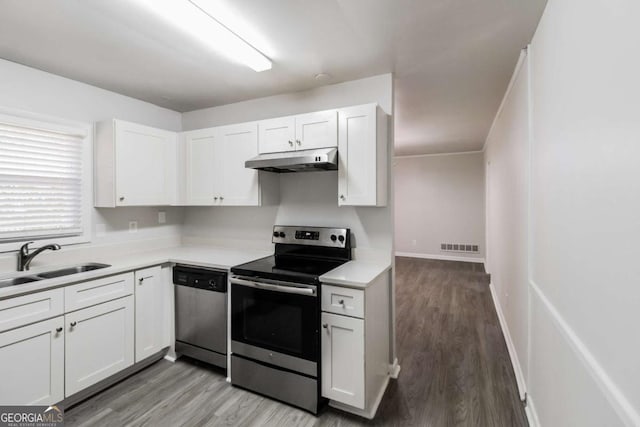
[119, 196, 125, 201]
[70, 321, 77, 328]
[296, 139, 301, 146]
[340, 194, 346, 201]
[339, 299, 345, 306]
[288, 140, 294, 146]
[220, 196, 224, 201]
[322, 323, 328, 329]
[56, 327, 63, 333]
[139, 277, 144, 284]
[214, 196, 218, 201]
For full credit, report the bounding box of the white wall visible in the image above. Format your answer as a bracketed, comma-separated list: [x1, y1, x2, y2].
[394, 152, 485, 261]
[484, 51, 530, 399]
[181, 74, 394, 260]
[0, 59, 184, 264]
[485, 0, 640, 425]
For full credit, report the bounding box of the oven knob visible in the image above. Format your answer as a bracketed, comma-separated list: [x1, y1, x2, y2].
[338, 235, 345, 243]
[330, 234, 337, 242]
[279, 232, 286, 238]
[208, 279, 217, 289]
[273, 231, 279, 237]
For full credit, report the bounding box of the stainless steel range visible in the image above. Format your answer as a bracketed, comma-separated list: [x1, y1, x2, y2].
[230, 225, 352, 414]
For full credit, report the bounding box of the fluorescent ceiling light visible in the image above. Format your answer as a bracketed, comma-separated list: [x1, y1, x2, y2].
[130, 0, 272, 72]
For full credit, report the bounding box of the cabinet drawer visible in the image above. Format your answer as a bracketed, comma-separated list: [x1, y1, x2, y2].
[321, 285, 364, 318]
[65, 273, 134, 312]
[0, 289, 64, 333]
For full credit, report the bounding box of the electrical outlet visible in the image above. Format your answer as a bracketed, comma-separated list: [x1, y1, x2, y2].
[128, 221, 138, 233]
[158, 211, 166, 224]
[411, 239, 417, 247]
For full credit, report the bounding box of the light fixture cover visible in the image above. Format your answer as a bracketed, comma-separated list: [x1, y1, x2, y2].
[130, 0, 272, 72]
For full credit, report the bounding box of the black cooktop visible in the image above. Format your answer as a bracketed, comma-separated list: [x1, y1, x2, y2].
[231, 255, 348, 285]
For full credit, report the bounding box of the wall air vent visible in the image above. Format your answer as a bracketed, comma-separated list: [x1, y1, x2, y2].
[440, 243, 480, 253]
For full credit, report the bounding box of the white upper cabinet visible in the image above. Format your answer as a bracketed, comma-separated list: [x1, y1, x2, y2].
[258, 109, 337, 154]
[338, 104, 388, 207]
[219, 122, 261, 206]
[95, 119, 177, 207]
[184, 128, 223, 205]
[258, 116, 296, 154]
[180, 122, 276, 206]
[295, 110, 338, 150]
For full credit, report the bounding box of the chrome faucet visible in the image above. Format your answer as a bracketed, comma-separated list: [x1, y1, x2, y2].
[18, 242, 61, 271]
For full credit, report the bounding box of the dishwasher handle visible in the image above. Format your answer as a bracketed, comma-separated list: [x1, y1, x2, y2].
[230, 277, 317, 297]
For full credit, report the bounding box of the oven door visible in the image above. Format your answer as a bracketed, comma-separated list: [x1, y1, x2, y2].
[230, 276, 319, 376]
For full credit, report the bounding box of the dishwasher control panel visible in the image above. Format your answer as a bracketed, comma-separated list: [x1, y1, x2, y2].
[173, 265, 227, 292]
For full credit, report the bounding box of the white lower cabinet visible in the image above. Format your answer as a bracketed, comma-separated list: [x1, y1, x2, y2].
[65, 296, 134, 397]
[321, 312, 365, 408]
[320, 272, 391, 419]
[0, 267, 164, 405]
[135, 266, 164, 362]
[0, 316, 64, 405]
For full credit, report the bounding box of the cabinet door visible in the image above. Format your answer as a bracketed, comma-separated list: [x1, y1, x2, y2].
[258, 116, 295, 154]
[219, 122, 260, 206]
[0, 317, 64, 405]
[184, 128, 219, 205]
[135, 266, 164, 362]
[115, 120, 176, 206]
[338, 104, 378, 206]
[295, 110, 337, 150]
[65, 296, 134, 397]
[321, 312, 365, 409]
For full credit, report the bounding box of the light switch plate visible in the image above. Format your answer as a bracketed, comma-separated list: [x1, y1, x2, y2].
[158, 211, 166, 224]
[129, 221, 138, 233]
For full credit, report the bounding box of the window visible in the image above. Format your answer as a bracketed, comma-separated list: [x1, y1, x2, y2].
[0, 111, 91, 250]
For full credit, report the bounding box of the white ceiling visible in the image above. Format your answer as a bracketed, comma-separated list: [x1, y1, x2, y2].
[0, 0, 546, 155]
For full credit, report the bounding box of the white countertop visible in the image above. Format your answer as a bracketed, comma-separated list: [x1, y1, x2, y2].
[0, 245, 272, 300]
[320, 260, 392, 289]
[0, 244, 392, 300]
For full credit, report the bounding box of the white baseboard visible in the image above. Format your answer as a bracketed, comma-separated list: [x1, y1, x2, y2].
[488, 283, 527, 400]
[530, 280, 640, 427]
[395, 251, 485, 264]
[389, 358, 401, 379]
[525, 394, 541, 427]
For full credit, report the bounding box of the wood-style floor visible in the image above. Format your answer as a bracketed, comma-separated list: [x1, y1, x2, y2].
[66, 257, 527, 427]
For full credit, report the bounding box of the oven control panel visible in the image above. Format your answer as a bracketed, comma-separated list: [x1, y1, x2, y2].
[272, 225, 350, 248]
[295, 230, 319, 240]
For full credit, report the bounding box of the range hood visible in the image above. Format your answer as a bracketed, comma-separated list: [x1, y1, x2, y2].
[245, 147, 338, 173]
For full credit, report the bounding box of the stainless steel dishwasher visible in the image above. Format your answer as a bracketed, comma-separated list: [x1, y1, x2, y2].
[173, 265, 227, 369]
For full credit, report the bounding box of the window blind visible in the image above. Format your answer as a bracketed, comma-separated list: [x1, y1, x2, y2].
[0, 120, 85, 242]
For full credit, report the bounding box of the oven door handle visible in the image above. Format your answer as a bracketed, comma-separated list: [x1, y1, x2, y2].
[230, 277, 317, 297]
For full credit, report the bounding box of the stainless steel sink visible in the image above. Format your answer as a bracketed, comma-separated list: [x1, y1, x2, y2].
[36, 263, 111, 279]
[0, 275, 41, 288]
